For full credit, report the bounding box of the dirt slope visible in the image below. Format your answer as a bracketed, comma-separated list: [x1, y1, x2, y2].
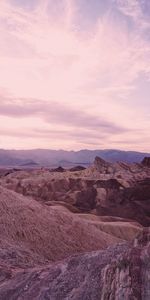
[0, 186, 122, 264]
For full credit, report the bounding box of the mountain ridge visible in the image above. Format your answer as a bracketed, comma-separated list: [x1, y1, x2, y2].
[0, 148, 150, 167]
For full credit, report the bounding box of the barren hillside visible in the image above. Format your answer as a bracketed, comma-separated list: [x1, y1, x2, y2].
[0, 186, 125, 264]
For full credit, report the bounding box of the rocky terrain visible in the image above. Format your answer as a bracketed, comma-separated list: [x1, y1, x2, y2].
[0, 229, 149, 300]
[0, 156, 149, 299]
[1, 156, 150, 226]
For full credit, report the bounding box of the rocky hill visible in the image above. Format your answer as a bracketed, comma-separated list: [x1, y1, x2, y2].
[0, 186, 126, 264]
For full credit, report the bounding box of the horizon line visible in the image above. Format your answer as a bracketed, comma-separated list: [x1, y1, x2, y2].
[0, 148, 149, 154]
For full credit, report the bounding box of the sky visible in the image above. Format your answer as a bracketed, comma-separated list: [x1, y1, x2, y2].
[0, 0, 150, 151]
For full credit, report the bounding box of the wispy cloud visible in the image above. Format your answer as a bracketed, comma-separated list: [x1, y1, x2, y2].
[115, 0, 142, 19]
[115, 0, 150, 30]
[0, 95, 126, 134]
[0, 0, 149, 151]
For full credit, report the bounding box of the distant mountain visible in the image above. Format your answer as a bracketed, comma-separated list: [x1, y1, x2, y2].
[0, 148, 149, 167]
[0, 149, 37, 167]
[20, 161, 39, 167]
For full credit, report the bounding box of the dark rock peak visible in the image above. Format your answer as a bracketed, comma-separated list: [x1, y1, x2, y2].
[94, 156, 111, 170]
[94, 156, 108, 165]
[50, 166, 65, 172]
[142, 157, 150, 167]
[69, 166, 86, 172]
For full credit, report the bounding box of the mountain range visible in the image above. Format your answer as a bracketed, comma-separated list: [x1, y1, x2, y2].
[0, 148, 150, 167]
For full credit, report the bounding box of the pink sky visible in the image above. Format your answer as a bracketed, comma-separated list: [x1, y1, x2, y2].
[0, 0, 150, 151]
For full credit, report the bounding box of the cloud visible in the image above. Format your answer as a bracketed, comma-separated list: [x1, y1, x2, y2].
[115, 0, 142, 18]
[0, 95, 126, 134]
[0, 0, 150, 97]
[0, 126, 106, 141]
[115, 0, 150, 30]
[0, 0, 149, 151]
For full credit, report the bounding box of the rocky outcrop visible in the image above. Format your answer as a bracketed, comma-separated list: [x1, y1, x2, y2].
[0, 163, 150, 226]
[93, 156, 134, 174]
[96, 178, 150, 226]
[0, 229, 149, 300]
[142, 157, 150, 167]
[87, 156, 150, 180]
[94, 156, 112, 173]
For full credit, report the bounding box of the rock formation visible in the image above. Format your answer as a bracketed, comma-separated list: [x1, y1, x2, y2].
[0, 229, 149, 299]
[142, 157, 150, 167]
[1, 156, 149, 226]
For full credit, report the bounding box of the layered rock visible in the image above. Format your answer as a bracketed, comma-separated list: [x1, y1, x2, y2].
[0, 229, 149, 300]
[1, 166, 149, 226]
